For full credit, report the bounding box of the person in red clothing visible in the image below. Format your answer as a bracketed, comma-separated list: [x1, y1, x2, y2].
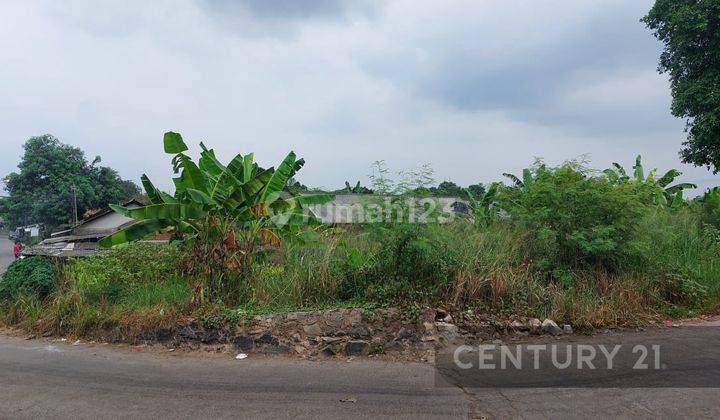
[12, 241, 22, 259]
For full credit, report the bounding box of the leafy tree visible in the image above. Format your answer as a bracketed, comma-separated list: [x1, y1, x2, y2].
[434, 181, 464, 197]
[643, 1, 720, 172]
[2, 135, 139, 228]
[94, 165, 141, 210]
[343, 181, 373, 194]
[285, 177, 309, 195]
[467, 183, 486, 197]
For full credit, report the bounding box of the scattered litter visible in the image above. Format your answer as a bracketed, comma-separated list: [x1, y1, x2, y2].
[235, 353, 248, 360]
[44, 345, 61, 353]
[340, 397, 357, 403]
[663, 320, 672, 327]
[167, 348, 176, 352]
[72, 340, 81, 346]
[59, 338, 67, 342]
[131, 344, 146, 350]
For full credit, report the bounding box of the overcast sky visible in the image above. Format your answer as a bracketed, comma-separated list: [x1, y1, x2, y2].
[1, 0, 718, 193]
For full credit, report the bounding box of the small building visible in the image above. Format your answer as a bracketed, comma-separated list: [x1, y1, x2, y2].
[23, 199, 146, 257]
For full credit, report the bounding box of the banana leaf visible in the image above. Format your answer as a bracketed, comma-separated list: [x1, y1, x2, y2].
[186, 188, 217, 205]
[225, 153, 245, 182]
[243, 153, 255, 183]
[261, 152, 297, 201]
[224, 186, 246, 210]
[482, 183, 498, 207]
[164, 131, 188, 154]
[633, 155, 644, 182]
[522, 168, 533, 190]
[141, 174, 164, 204]
[175, 155, 209, 194]
[612, 162, 627, 178]
[502, 173, 522, 187]
[126, 203, 206, 220]
[243, 167, 274, 199]
[289, 157, 305, 179]
[665, 183, 697, 195]
[199, 142, 226, 179]
[109, 204, 130, 216]
[159, 191, 178, 203]
[670, 191, 685, 208]
[603, 169, 619, 184]
[99, 219, 174, 247]
[210, 157, 244, 201]
[657, 169, 681, 188]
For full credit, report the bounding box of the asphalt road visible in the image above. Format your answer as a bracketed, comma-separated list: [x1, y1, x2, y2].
[0, 234, 14, 275]
[0, 334, 465, 419]
[1, 327, 720, 419]
[0, 240, 717, 419]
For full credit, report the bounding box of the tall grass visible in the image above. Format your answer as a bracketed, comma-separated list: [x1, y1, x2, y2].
[0, 243, 189, 337]
[2, 205, 719, 334]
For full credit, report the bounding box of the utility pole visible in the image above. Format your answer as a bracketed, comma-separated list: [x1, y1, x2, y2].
[71, 184, 78, 225]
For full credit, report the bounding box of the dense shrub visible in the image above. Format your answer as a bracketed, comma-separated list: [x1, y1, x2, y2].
[699, 188, 720, 229]
[0, 256, 57, 300]
[336, 224, 459, 304]
[499, 163, 649, 277]
[68, 242, 188, 309]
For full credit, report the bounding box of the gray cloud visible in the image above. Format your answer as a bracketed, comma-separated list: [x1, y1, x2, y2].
[204, 0, 379, 21]
[359, 1, 666, 136]
[0, 0, 717, 196]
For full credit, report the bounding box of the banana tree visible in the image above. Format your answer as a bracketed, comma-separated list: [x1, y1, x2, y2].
[502, 168, 534, 192]
[603, 155, 696, 206]
[465, 182, 499, 227]
[99, 132, 334, 247]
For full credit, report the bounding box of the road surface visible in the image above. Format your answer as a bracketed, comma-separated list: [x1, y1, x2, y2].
[0, 234, 14, 275]
[0, 334, 465, 419]
[1, 327, 719, 419]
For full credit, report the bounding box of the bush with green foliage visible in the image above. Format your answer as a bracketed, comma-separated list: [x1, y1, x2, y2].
[499, 162, 649, 276]
[336, 224, 459, 304]
[0, 256, 57, 300]
[699, 188, 720, 229]
[67, 242, 188, 310]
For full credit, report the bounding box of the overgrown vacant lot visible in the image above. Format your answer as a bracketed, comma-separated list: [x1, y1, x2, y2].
[2, 134, 719, 339]
[3, 179, 720, 337]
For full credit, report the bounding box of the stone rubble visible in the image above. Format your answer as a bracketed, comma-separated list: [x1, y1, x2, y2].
[128, 308, 577, 359]
[541, 319, 563, 336]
